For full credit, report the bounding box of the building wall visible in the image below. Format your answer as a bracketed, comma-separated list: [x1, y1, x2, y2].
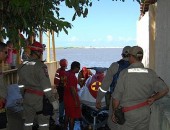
[149, 4, 156, 70]
[45, 61, 59, 87]
[155, 0, 170, 87]
[137, 4, 156, 70]
[137, 12, 150, 68]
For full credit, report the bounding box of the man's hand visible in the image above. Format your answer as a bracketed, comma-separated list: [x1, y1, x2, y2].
[147, 97, 155, 105]
[112, 112, 117, 124]
[96, 100, 101, 109]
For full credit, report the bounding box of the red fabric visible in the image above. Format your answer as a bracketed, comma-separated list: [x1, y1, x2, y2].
[6, 48, 12, 64]
[64, 71, 81, 118]
[54, 68, 67, 87]
[82, 67, 91, 80]
[122, 101, 148, 112]
[0, 99, 6, 109]
[12, 49, 18, 54]
[25, 88, 44, 96]
[88, 73, 104, 99]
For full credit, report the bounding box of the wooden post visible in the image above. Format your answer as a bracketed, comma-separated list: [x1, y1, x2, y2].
[39, 30, 43, 44]
[47, 31, 50, 62]
[0, 26, 3, 42]
[39, 30, 43, 61]
[17, 30, 21, 64]
[52, 31, 56, 61]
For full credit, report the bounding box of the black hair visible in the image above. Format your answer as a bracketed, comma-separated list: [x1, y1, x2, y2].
[30, 50, 42, 59]
[122, 53, 129, 58]
[6, 40, 12, 45]
[71, 61, 80, 70]
[0, 42, 7, 52]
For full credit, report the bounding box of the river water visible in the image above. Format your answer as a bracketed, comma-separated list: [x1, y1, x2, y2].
[43, 48, 123, 69]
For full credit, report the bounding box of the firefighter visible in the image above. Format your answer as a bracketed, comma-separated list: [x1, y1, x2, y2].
[111, 46, 169, 130]
[0, 42, 8, 130]
[96, 46, 131, 109]
[17, 41, 58, 130]
[54, 58, 68, 125]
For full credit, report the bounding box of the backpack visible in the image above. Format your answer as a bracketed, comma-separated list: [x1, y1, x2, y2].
[5, 84, 23, 112]
[110, 60, 130, 93]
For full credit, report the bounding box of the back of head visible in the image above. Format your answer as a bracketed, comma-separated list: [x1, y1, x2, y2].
[30, 42, 43, 53]
[29, 42, 44, 59]
[6, 41, 13, 46]
[129, 46, 143, 61]
[59, 59, 68, 68]
[71, 61, 80, 70]
[122, 46, 131, 58]
[0, 42, 7, 62]
[0, 42, 7, 52]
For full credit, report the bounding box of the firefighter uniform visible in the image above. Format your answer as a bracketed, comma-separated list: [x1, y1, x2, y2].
[96, 57, 129, 103]
[108, 62, 168, 130]
[0, 71, 7, 99]
[18, 58, 57, 130]
[0, 71, 7, 130]
[96, 46, 131, 105]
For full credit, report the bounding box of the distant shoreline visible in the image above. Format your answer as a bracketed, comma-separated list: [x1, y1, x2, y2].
[46, 47, 123, 49]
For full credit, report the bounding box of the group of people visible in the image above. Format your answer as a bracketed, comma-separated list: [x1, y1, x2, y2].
[96, 46, 169, 130]
[0, 41, 59, 130]
[0, 40, 169, 130]
[54, 58, 83, 130]
[53, 45, 169, 130]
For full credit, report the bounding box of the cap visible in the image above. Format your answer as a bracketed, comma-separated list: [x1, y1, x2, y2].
[30, 42, 43, 53]
[122, 46, 131, 55]
[129, 46, 143, 57]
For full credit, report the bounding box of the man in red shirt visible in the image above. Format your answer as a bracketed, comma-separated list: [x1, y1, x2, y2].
[64, 61, 81, 130]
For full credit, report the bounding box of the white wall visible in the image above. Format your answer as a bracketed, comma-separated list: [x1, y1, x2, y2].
[137, 12, 150, 67]
[155, 0, 170, 87]
[137, 4, 156, 70]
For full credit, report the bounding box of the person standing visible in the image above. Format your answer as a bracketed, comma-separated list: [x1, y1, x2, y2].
[0, 42, 8, 130]
[54, 58, 68, 125]
[96, 46, 131, 109]
[111, 46, 169, 130]
[63, 61, 81, 130]
[17, 41, 59, 130]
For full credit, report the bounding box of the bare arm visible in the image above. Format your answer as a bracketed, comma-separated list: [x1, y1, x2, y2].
[147, 88, 169, 105]
[112, 98, 120, 123]
[70, 87, 79, 106]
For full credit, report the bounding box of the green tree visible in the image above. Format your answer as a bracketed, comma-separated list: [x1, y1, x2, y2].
[0, 0, 140, 46]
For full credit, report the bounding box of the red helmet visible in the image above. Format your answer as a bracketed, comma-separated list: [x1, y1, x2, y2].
[59, 59, 68, 67]
[30, 42, 43, 53]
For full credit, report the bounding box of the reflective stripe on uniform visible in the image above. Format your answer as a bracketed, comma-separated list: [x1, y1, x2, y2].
[22, 61, 28, 64]
[39, 123, 49, 127]
[128, 68, 148, 73]
[43, 88, 52, 92]
[99, 87, 107, 93]
[24, 123, 33, 126]
[55, 77, 60, 79]
[18, 85, 24, 88]
[23, 61, 36, 65]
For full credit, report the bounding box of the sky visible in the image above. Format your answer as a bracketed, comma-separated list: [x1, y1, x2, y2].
[43, 0, 140, 48]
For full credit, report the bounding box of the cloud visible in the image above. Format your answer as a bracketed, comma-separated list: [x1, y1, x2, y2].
[68, 36, 79, 42]
[106, 35, 113, 42]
